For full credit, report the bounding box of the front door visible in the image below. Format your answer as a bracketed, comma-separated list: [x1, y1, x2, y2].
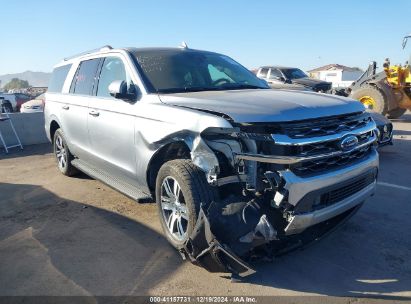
[87, 55, 138, 183]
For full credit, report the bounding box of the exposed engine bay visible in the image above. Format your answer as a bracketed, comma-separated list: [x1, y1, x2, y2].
[180, 112, 378, 277]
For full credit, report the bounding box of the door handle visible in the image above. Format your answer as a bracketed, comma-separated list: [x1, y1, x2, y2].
[62, 105, 69, 110]
[89, 110, 100, 117]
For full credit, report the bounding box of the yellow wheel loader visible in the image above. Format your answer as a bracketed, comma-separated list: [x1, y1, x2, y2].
[346, 34, 411, 119]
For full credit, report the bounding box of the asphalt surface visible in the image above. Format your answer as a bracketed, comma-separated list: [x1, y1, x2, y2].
[0, 114, 411, 301]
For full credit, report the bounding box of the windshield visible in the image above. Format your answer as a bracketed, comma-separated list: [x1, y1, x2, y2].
[281, 68, 308, 79]
[132, 49, 269, 93]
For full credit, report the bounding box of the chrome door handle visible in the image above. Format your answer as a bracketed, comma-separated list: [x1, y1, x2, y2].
[89, 110, 100, 117]
[62, 105, 69, 110]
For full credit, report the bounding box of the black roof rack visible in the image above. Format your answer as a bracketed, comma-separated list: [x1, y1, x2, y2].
[64, 45, 113, 61]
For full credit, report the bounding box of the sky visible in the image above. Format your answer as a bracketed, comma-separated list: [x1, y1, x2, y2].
[0, 0, 410, 75]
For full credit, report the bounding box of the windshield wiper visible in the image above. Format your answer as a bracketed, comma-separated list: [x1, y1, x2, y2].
[157, 87, 223, 94]
[219, 83, 268, 90]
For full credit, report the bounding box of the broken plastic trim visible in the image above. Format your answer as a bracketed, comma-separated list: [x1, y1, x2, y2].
[184, 208, 256, 277]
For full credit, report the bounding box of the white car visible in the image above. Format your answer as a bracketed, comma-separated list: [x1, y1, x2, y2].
[0, 93, 17, 112]
[20, 94, 45, 113]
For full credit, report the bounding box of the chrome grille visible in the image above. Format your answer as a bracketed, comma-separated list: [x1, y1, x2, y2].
[291, 145, 373, 176]
[298, 131, 374, 157]
[281, 112, 371, 139]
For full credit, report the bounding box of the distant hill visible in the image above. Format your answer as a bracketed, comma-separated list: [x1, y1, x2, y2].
[0, 71, 51, 88]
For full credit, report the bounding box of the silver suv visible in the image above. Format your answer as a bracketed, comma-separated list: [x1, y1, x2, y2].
[45, 45, 378, 276]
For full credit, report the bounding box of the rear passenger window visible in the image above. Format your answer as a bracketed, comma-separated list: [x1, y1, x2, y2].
[259, 68, 268, 78]
[70, 59, 100, 95]
[48, 64, 72, 93]
[97, 57, 130, 97]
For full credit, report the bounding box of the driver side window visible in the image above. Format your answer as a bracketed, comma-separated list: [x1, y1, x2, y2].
[207, 64, 234, 83]
[97, 57, 132, 97]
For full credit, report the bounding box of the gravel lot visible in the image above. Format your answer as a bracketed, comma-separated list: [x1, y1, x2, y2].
[1, 114, 411, 301]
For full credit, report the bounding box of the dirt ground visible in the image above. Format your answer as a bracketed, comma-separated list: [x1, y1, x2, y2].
[1, 114, 411, 302]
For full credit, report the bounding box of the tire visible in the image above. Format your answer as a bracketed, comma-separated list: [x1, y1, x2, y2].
[53, 129, 78, 176]
[387, 108, 406, 119]
[350, 84, 387, 114]
[155, 159, 215, 249]
[1, 102, 13, 113]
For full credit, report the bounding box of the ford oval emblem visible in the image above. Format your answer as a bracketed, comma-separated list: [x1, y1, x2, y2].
[340, 135, 358, 151]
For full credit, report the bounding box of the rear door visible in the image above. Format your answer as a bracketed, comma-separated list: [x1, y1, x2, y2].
[87, 55, 138, 182]
[59, 58, 101, 160]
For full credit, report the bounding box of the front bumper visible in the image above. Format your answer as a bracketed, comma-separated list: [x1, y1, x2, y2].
[280, 148, 379, 235]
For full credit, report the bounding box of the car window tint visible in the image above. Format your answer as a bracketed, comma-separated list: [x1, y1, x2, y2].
[48, 64, 72, 93]
[70, 59, 100, 95]
[259, 68, 268, 78]
[207, 64, 234, 83]
[97, 57, 129, 97]
[269, 69, 282, 79]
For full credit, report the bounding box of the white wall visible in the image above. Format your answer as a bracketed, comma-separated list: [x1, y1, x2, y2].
[0, 112, 48, 150]
[314, 69, 362, 88]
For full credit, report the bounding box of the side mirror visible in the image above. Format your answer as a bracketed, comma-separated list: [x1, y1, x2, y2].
[108, 80, 138, 102]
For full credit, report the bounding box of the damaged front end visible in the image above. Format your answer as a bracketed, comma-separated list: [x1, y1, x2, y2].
[181, 112, 379, 277]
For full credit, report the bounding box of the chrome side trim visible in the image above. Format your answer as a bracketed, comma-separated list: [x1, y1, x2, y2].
[284, 181, 376, 235]
[234, 133, 377, 165]
[281, 148, 379, 206]
[272, 120, 376, 145]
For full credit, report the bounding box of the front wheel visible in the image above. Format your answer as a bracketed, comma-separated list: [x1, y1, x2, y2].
[53, 129, 78, 176]
[155, 159, 215, 249]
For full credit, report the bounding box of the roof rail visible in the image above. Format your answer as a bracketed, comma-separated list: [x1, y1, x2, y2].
[64, 45, 113, 61]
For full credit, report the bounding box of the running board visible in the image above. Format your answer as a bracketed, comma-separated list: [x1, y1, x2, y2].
[71, 159, 152, 203]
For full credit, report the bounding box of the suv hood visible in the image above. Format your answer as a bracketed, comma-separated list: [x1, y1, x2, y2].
[291, 77, 331, 88]
[159, 89, 364, 123]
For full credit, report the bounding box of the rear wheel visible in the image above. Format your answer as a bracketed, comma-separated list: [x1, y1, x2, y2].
[350, 85, 387, 114]
[387, 108, 406, 119]
[155, 159, 215, 249]
[53, 129, 78, 176]
[1, 102, 13, 113]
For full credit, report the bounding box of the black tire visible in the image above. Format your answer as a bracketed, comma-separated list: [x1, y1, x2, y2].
[53, 129, 78, 176]
[387, 108, 406, 119]
[350, 84, 387, 114]
[155, 159, 215, 249]
[1, 102, 13, 113]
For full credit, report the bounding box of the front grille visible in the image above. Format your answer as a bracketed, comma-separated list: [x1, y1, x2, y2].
[319, 172, 376, 208]
[280, 112, 371, 139]
[291, 145, 373, 177]
[298, 131, 373, 157]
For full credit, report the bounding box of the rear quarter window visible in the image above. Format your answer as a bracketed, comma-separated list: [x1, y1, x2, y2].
[48, 64, 72, 93]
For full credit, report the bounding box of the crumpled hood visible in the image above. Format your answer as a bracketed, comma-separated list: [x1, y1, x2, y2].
[159, 89, 365, 123]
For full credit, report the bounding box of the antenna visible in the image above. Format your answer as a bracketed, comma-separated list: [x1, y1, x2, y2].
[402, 34, 411, 49]
[180, 41, 188, 49]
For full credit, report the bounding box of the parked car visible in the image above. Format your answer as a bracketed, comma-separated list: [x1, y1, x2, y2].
[370, 112, 394, 146]
[0, 93, 16, 112]
[20, 93, 45, 113]
[256, 66, 332, 92]
[0, 93, 31, 112]
[45, 46, 378, 276]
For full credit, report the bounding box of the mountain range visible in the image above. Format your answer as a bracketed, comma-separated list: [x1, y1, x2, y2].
[0, 71, 51, 88]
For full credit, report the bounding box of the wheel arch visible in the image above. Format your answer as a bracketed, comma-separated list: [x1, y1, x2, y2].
[49, 120, 61, 143]
[146, 141, 191, 194]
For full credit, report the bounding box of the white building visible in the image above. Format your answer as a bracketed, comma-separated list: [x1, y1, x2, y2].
[308, 64, 363, 88]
